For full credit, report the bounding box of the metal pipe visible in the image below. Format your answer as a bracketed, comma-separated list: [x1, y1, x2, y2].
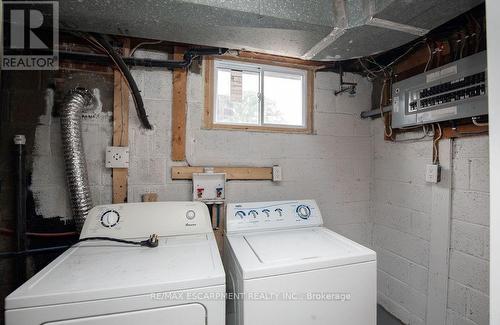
[14, 134, 27, 285]
[60, 88, 95, 231]
[360, 106, 392, 119]
[59, 47, 228, 70]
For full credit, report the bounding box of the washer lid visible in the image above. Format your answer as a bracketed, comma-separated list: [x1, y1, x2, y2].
[6, 233, 225, 310]
[226, 227, 376, 279]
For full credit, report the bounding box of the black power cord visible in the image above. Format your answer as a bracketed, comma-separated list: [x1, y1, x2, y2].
[89, 33, 153, 130]
[78, 234, 159, 248]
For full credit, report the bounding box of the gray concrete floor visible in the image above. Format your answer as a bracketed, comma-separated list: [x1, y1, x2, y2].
[377, 305, 404, 325]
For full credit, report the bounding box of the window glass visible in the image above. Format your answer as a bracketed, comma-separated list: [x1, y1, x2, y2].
[215, 68, 260, 125]
[213, 60, 307, 129]
[263, 70, 303, 126]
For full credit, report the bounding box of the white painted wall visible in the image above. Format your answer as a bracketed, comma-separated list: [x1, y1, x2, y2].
[486, 1, 500, 324]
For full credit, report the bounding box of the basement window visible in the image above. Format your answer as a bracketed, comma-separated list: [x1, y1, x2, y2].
[205, 59, 313, 133]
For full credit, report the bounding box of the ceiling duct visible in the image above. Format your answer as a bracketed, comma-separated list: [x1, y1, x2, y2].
[59, 0, 483, 61]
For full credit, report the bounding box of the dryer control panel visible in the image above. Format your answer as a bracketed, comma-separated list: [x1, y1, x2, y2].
[226, 200, 323, 233]
[80, 201, 212, 239]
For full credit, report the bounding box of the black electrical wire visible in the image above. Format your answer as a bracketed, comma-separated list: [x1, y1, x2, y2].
[89, 33, 153, 130]
[77, 234, 159, 248]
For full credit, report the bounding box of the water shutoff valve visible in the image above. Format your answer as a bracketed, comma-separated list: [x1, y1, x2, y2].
[197, 188, 204, 199]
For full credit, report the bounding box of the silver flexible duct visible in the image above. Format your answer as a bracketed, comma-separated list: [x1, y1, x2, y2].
[60, 88, 95, 231]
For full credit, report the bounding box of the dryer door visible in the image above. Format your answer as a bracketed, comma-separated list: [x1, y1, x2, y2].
[45, 304, 206, 325]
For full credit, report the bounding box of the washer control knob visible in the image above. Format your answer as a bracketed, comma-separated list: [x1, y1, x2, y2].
[275, 208, 283, 217]
[262, 209, 270, 217]
[249, 210, 258, 218]
[235, 211, 246, 219]
[296, 205, 311, 219]
[100, 210, 120, 227]
[186, 210, 196, 220]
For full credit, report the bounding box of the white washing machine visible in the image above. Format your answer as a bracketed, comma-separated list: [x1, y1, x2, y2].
[224, 200, 376, 325]
[5, 201, 225, 325]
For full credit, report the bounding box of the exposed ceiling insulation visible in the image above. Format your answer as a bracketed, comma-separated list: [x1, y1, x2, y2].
[59, 0, 484, 61]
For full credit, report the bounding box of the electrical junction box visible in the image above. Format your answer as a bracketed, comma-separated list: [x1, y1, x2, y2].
[192, 172, 226, 203]
[392, 51, 487, 128]
[105, 146, 129, 168]
[272, 165, 282, 182]
[426, 164, 441, 183]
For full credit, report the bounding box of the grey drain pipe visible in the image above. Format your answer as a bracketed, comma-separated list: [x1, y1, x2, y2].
[60, 88, 95, 231]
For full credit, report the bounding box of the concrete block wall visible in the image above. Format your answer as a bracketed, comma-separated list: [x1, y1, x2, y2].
[27, 51, 490, 325]
[125, 57, 374, 245]
[28, 50, 373, 246]
[372, 125, 490, 325]
[371, 125, 433, 325]
[447, 136, 489, 325]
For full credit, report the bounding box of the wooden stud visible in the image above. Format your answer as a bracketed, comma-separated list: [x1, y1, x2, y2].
[141, 193, 158, 202]
[171, 166, 273, 180]
[203, 57, 215, 129]
[306, 70, 315, 132]
[112, 40, 130, 204]
[171, 46, 188, 161]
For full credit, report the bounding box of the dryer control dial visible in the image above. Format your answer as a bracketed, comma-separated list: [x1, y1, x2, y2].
[296, 205, 311, 219]
[235, 211, 246, 219]
[100, 210, 120, 227]
[248, 210, 258, 218]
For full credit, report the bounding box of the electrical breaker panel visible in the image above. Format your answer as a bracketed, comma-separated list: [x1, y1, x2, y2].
[392, 51, 487, 128]
[192, 173, 226, 203]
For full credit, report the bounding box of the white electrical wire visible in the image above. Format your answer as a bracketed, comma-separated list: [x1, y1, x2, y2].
[379, 79, 393, 138]
[472, 118, 489, 127]
[424, 43, 433, 72]
[391, 125, 434, 143]
[130, 40, 163, 57]
[369, 39, 426, 74]
[433, 123, 442, 164]
[358, 58, 378, 80]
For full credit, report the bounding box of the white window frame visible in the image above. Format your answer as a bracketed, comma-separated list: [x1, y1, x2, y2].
[212, 59, 309, 129]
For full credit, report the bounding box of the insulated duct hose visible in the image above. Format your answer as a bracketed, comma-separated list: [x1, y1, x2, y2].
[60, 88, 95, 231]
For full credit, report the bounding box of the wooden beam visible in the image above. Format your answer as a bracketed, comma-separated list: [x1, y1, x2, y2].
[112, 40, 130, 203]
[394, 42, 451, 81]
[442, 124, 488, 139]
[235, 51, 331, 70]
[171, 46, 188, 161]
[141, 193, 158, 202]
[171, 166, 273, 180]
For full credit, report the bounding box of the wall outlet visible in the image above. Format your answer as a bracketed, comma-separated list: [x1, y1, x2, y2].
[105, 146, 129, 168]
[426, 164, 441, 183]
[273, 165, 282, 182]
